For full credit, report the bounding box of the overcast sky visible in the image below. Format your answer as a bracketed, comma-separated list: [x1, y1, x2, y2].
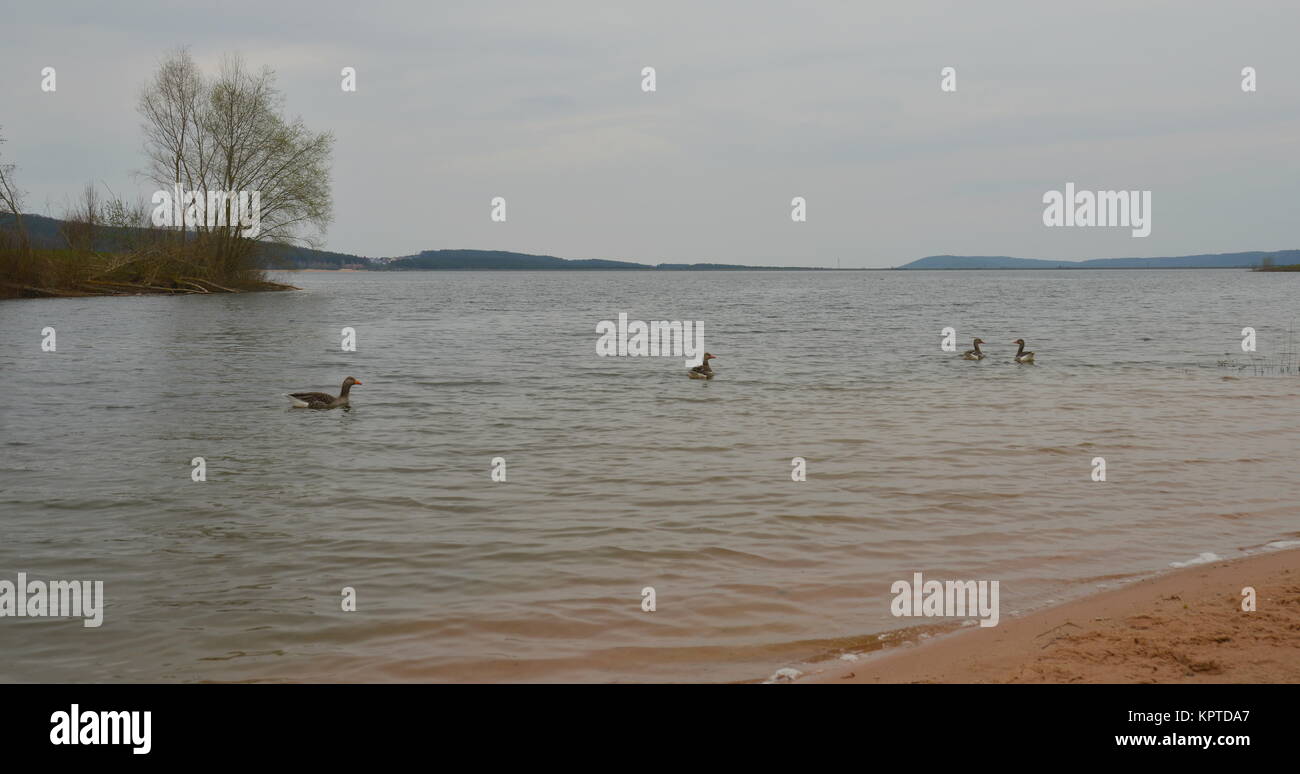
[3, 1, 1299, 267]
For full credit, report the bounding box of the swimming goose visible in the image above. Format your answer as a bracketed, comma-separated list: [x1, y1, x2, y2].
[285, 376, 361, 409]
[688, 353, 718, 379]
[1012, 339, 1035, 364]
[962, 338, 986, 360]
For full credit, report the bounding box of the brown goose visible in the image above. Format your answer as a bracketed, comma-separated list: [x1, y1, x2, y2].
[688, 353, 718, 379]
[1012, 339, 1036, 364]
[285, 377, 361, 409]
[962, 338, 986, 360]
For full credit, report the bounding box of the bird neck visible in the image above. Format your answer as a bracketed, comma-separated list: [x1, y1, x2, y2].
[340, 380, 353, 396]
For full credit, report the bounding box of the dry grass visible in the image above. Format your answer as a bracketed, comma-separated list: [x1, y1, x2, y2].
[0, 230, 296, 299]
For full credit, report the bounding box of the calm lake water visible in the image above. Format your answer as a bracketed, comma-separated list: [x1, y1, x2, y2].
[1, 269, 1298, 682]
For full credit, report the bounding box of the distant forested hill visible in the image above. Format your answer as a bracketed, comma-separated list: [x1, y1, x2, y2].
[258, 243, 372, 269]
[900, 251, 1300, 269]
[375, 249, 824, 270]
[9, 212, 1295, 272]
[377, 250, 647, 270]
[0, 213, 373, 269]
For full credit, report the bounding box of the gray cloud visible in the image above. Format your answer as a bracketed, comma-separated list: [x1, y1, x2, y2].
[3, 0, 1298, 266]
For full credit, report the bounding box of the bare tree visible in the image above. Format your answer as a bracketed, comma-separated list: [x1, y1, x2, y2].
[138, 50, 334, 276]
[60, 181, 101, 251]
[0, 128, 29, 251]
[138, 47, 205, 243]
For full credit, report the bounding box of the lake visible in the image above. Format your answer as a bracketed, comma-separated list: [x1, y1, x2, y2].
[1, 269, 1297, 682]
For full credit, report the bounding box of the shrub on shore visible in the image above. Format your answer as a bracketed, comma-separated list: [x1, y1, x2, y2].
[1, 188, 294, 299]
[0, 237, 296, 299]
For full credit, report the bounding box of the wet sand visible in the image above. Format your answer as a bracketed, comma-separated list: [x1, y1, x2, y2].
[807, 546, 1300, 684]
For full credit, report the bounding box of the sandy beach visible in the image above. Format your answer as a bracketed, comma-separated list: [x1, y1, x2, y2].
[806, 546, 1300, 684]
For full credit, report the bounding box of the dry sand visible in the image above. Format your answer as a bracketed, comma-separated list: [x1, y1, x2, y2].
[807, 547, 1300, 683]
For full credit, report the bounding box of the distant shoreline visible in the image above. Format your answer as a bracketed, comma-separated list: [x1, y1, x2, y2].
[10, 214, 1296, 273]
[278, 265, 1260, 272]
[8, 214, 1295, 280]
